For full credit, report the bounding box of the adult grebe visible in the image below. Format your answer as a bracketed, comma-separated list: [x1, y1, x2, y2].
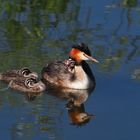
[41, 43, 98, 89]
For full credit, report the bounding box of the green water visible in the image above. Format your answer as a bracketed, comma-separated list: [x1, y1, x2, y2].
[0, 0, 140, 140]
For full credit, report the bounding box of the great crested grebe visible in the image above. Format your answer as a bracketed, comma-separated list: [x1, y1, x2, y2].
[9, 77, 46, 93]
[0, 68, 38, 83]
[41, 43, 98, 89]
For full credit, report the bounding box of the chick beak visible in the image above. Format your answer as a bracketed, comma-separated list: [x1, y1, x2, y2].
[83, 53, 99, 63]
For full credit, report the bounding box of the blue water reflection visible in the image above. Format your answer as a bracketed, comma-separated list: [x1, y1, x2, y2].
[0, 0, 140, 140]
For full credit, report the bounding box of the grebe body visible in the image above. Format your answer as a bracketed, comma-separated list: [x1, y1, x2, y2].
[41, 43, 98, 89]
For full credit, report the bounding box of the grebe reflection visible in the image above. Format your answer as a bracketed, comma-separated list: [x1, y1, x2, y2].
[67, 103, 96, 126]
[47, 87, 96, 126]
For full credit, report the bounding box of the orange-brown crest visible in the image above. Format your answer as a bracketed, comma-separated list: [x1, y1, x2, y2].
[69, 48, 82, 63]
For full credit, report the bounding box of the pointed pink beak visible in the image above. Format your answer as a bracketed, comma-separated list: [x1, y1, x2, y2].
[84, 54, 99, 63]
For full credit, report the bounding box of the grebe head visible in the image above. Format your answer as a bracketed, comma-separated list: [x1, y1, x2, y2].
[25, 77, 46, 92]
[20, 68, 38, 79]
[25, 77, 37, 88]
[9, 77, 46, 93]
[69, 43, 99, 64]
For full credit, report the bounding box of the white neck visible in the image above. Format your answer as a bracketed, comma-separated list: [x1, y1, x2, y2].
[67, 65, 94, 89]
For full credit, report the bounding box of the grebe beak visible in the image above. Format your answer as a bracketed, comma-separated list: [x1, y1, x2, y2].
[70, 48, 99, 63]
[83, 53, 99, 63]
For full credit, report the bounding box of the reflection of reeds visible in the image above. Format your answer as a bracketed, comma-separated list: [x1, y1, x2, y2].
[127, 36, 140, 61]
[0, 0, 139, 75]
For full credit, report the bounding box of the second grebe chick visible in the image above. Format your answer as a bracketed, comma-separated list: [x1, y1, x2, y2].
[9, 77, 46, 93]
[0, 68, 38, 83]
[41, 43, 98, 89]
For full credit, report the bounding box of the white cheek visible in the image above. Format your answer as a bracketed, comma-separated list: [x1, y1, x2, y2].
[79, 53, 89, 60]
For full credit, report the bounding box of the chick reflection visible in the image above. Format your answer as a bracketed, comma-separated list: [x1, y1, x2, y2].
[47, 87, 96, 126]
[25, 92, 43, 101]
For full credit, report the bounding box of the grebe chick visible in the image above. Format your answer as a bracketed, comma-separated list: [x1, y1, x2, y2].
[9, 77, 46, 93]
[0, 68, 38, 83]
[41, 43, 98, 89]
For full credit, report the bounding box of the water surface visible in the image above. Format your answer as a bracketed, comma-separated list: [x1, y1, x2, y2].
[0, 0, 140, 140]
